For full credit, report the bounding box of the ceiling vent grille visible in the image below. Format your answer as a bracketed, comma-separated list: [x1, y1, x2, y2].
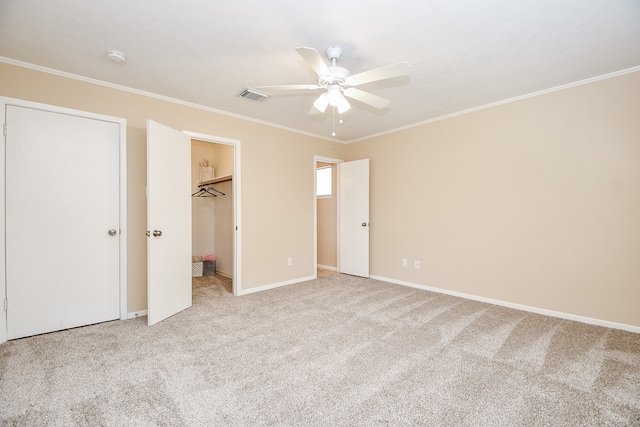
[238, 87, 269, 101]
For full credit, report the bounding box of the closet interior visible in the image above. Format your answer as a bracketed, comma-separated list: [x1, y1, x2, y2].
[191, 139, 234, 281]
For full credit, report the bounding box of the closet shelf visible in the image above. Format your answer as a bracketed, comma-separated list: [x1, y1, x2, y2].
[198, 174, 232, 188]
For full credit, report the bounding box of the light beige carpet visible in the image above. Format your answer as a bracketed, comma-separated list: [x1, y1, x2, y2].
[1, 273, 639, 426]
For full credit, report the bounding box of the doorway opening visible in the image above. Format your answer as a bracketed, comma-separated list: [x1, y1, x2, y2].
[191, 140, 234, 294]
[314, 155, 343, 278]
[185, 131, 241, 296]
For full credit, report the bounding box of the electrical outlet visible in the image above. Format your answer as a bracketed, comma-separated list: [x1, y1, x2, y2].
[288, 257, 293, 266]
[414, 260, 420, 269]
[402, 258, 407, 267]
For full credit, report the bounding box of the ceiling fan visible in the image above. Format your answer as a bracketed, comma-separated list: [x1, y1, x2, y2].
[257, 46, 412, 115]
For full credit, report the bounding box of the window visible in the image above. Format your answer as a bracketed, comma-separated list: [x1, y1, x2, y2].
[317, 166, 332, 197]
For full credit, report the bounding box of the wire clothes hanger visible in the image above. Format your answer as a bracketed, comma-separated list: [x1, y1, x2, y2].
[191, 185, 226, 197]
[207, 185, 225, 196]
[191, 187, 217, 197]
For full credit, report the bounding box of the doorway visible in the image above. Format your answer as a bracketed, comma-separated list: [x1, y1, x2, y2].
[314, 156, 371, 279]
[314, 156, 343, 277]
[184, 131, 241, 295]
[191, 140, 234, 292]
[146, 124, 241, 325]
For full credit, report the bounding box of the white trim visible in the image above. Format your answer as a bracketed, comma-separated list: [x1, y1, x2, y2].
[370, 275, 640, 334]
[119, 111, 128, 321]
[347, 66, 640, 143]
[216, 270, 233, 279]
[0, 57, 337, 143]
[0, 97, 128, 344]
[0, 100, 6, 344]
[237, 276, 316, 296]
[317, 264, 337, 272]
[127, 310, 147, 319]
[4, 58, 638, 145]
[182, 131, 241, 296]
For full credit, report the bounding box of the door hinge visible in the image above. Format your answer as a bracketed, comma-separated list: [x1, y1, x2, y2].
[4, 299, 7, 311]
[3, 124, 6, 136]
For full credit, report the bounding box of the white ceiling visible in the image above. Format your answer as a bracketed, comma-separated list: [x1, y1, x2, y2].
[1, 0, 639, 142]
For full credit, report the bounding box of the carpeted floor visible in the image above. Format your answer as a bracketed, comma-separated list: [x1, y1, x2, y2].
[1, 273, 639, 426]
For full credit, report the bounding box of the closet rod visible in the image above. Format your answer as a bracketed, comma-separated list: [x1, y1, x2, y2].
[198, 174, 232, 188]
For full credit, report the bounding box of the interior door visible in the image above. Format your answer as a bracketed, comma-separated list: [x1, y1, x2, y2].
[338, 159, 370, 277]
[147, 120, 192, 325]
[5, 105, 120, 339]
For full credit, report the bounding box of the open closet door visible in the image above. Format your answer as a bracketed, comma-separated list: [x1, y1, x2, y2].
[338, 159, 370, 277]
[147, 120, 192, 325]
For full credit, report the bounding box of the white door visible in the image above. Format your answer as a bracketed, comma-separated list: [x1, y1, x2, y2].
[338, 159, 370, 277]
[5, 105, 120, 339]
[147, 120, 192, 325]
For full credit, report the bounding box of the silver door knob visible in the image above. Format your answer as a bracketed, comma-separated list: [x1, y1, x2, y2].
[153, 230, 162, 237]
[362, 223, 368, 227]
[108, 229, 117, 236]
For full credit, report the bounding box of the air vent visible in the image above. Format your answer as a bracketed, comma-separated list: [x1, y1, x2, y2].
[238, 87, 269, 101]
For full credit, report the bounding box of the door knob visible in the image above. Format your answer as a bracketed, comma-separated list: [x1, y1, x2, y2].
[153, 230, 162, 237]
[362, 223, 368, 227]
[108, 229, 117, 236]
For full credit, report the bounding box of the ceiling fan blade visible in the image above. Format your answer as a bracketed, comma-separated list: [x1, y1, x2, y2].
[296, 46, 332, 77]
[343, 88, 391, 109]
[312, 93, 329, 113]
[308, 104, 323, 115]
[344, 62, 412, 87]
[257, 84, 321, 91]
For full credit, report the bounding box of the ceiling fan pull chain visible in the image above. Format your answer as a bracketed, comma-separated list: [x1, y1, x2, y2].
[332, 107, 336, 137]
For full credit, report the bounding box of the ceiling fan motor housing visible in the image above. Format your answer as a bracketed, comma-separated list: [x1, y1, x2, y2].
[321, 46, 350, 85]
[320, 66, 350, 87]
[326, 46, 343, 62]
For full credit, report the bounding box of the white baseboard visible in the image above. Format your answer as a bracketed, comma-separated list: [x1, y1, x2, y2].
[370, 275, 640, 334]
[127, 310, 147, 319]
[238, 275, 316, 296]
[216, 270, 233, 279]
[317, 264, 337, 271]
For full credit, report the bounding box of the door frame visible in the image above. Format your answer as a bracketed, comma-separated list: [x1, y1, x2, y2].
[184, 131, 241, 295]
[0, 97, 128, 344]
[313, 155, 344, 278]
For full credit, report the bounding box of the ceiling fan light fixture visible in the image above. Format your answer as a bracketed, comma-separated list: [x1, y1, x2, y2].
[313, 93, 329, 113]
[258, 46, 408, 124]
[336, 96, 351, 114]
[326, 85, 341, 107]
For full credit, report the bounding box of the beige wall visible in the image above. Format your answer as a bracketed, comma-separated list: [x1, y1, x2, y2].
[213, 142, 234, 178]
[0, 62, 345, 313]
[317, 162, 337, 268]
[2, 61, 639, 329]
[346, 71, 640, 328]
